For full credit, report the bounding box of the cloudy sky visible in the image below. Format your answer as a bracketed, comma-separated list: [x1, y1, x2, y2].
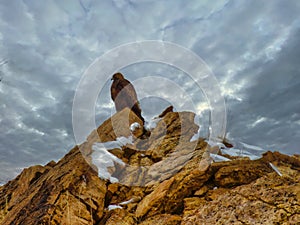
[0, 0, 299, 183]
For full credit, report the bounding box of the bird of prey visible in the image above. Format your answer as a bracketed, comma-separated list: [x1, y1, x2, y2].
[110, 72, 145, 124]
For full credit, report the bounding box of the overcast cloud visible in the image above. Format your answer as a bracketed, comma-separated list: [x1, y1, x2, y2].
[0, 0, 299, 183]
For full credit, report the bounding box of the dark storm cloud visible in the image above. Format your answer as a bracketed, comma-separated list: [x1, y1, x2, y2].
[227, 27, 300, 154]
[0, 0, 299, 183]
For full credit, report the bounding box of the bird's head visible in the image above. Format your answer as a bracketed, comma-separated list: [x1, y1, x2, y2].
[111, 72, 124, 81]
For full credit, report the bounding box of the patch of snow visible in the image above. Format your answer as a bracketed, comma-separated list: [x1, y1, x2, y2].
[101, 140, 121, 150]
[240, 142, 264, 151]
[190, 129, 200, 142]
[206, 140, 226, 149]
[269, 163, 282, 176]
[92, 143, 125, 183]
[119, 198, 135, 205]
[231, 141, 265, 159]
[210, 153, 231, 162]
[194, 114, 201, 126]
[109, 176, 120, 183]
[108, 205, 122, 211]
[116, 136, 133, 146]
[190, 114, 208, 142]
[82, 175, 87, 183]
[101, 136, 133, 150]
[130, 122, 141, 132]
[221, 148, 260, 160]
[145, 117, 161, 130]
[207, 139, 266, 160]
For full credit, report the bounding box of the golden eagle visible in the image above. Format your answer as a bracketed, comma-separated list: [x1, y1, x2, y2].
[110, 72, 145, 124]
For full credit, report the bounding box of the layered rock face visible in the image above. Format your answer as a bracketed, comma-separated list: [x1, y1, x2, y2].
[0, 108, 299, 225]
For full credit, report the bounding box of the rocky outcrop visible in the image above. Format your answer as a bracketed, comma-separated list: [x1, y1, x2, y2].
[0, 146, 106, 225]
[0, 107, 299, 224]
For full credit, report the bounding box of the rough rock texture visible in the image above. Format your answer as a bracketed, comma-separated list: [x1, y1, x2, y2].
[0, 107, 299, 225]
[0, 146, 106, 225]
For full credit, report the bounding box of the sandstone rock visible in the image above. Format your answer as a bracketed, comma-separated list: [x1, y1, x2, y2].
[79, 108, 143, 163]
[100, 208, 136, 225]
[181, 155, 300, 225]
[194, 186, 209, 196]
[183, 197, 206, 218]
[213, 159, 272, 187]
[157, 105, 174, 118]
[97, 107, 144, 143]
[136, 147, 211, 218]
[116, 111, 203, 187]
[139, 214, 181, 225]
[0, 147, 106, 225]
[136, 177, 175, 218]
[263, 150, 300, 168]
[0, 107, 299, 225]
